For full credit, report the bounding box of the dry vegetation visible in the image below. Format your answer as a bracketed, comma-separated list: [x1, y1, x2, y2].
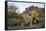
[8, 6, 45, 29]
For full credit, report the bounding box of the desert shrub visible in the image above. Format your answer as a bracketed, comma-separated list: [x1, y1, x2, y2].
[23, 16, 33, 26]
[8, 12, 25, 26]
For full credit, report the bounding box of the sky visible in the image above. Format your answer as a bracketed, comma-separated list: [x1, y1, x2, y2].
[8, 2, 45, 13]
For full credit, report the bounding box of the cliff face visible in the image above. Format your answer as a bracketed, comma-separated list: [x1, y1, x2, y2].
[23, 6, 45, 16]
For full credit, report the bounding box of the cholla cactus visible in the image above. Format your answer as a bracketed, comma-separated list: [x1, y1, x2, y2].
[23, 15, 33, 26]
[21, 10, 40, 26]
[31, 10, 40, 23]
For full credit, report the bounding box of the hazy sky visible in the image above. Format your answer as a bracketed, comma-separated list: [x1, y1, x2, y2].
[8, 2, 44, 13]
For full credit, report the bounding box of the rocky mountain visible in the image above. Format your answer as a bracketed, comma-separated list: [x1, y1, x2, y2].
[23, 6, 45, 16]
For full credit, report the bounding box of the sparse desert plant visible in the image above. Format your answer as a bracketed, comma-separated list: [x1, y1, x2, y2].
[23, 15, 33, 26]
[8, 12, 25, 26]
